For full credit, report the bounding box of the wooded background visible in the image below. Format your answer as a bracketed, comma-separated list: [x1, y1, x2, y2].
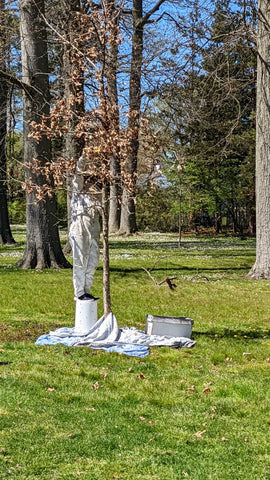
[0, 0, 269, 279]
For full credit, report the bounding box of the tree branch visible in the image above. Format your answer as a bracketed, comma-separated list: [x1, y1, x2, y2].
[142, 267, 158, 285]
[0, 70, 36, 98]
[142, 0, 166, 26]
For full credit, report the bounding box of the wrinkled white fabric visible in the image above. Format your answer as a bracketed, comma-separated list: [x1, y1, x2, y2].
[36, 313, 196, 357]
[72, 313, 196, 349]
[69, 156, 101, 298]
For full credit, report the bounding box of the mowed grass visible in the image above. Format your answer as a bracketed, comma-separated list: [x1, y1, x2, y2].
[0, 228, 270, 480]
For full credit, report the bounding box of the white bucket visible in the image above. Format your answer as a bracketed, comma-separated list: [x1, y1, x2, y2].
[74, 299, 98, 334]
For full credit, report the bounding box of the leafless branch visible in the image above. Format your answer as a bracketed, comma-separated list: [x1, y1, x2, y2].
[142, 0, 166, 26]
[0, 70, 37, 98]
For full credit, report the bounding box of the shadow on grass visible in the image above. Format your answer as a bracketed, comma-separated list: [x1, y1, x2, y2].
[0, 264, 251, 276]
[109, 237, 255, 252]
[108, 265, 251, 276]
[0, 241, 25, 251]
[193, 328, 270, 340]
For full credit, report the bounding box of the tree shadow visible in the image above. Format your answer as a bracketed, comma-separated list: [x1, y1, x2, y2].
[108, 265, 251, 276]
[193, 328, 270, 340]
[109, 237, 255, 252]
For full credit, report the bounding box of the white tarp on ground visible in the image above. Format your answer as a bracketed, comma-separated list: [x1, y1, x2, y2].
[36, 313, 196, 357]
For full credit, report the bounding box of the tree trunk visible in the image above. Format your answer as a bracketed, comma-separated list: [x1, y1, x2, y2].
[18, 0, 70, 269]
[119, 0, 143, 234]
[106, 0, 122, 234]
[102, 180, 111, 316]
[248, 211, 256, 236]
[0, 0, 15, 245]
[249, 0, 270, 278]
[109, 156, 121, 234]
[119, 0, 165, 234]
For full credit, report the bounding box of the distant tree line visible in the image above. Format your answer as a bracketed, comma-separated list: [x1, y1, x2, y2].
[0, 0, 269, 279]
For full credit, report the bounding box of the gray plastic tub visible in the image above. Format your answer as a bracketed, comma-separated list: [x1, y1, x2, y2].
[145, 314, 194, 339]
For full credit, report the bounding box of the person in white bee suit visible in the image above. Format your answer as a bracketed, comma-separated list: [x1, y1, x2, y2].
[69, 155, 102, 301]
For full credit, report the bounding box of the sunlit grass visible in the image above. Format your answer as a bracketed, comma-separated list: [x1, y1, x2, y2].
[0, 230, 270, 479]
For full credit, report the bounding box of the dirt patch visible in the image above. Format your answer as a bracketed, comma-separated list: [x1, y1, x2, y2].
[0, 322, 60, 342]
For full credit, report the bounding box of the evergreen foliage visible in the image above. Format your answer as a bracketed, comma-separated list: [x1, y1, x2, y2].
[141, 0, 256, 235]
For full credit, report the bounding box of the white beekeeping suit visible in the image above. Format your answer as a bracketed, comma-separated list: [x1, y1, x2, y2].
[69, 155, 102, 300]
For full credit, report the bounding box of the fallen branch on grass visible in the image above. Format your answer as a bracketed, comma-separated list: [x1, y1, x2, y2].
[158, 276, 177, 290]
[142, 267, 158, 285]
[142, 264, 177, 290]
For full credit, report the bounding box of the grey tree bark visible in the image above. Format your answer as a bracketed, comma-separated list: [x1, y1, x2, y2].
[249, 0, 270, 279]
[18, 0, 70, 269]
[0, 0, 15, 245]
[119, 0, 166, 235]
[119, 0, 143, 235]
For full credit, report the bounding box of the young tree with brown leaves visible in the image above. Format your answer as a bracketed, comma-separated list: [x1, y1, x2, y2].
[28, 1, 128, 312]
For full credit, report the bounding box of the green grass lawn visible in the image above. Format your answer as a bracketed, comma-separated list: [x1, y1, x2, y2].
[0, 229, 269, 479]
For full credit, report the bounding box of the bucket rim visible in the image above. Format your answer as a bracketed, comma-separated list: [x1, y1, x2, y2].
[145, 314, 194, 324]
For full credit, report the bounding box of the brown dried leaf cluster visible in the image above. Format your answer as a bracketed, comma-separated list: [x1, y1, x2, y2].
[24, 4, 160, 201]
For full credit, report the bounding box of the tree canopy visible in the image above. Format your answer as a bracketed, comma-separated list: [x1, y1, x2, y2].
[2, 0, 270, 280]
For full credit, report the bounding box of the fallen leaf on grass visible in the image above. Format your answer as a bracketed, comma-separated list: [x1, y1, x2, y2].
[136, 373, 146, 379]
[46, 387, 55, 392]
[188, 385, 196, 391]
[92, 381, 99, 390]
[202, 388, 212, 394]
[193, 430, 206, 438]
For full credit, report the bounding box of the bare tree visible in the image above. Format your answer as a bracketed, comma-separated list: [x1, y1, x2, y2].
[119, 0, 166, 234]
